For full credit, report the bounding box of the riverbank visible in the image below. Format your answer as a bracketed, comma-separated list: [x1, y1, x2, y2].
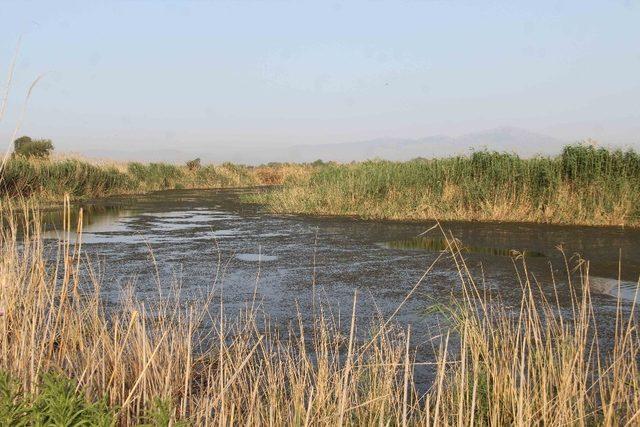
[0, 156, 311, 204]
[3, 144, 640, 228]
[247, 144, 640, 227]
[1, 208, 637, 424]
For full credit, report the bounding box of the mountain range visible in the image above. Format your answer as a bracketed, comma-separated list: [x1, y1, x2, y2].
[82, 127, 569, 165]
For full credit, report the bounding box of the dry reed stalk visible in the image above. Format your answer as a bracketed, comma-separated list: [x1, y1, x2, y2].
[0, 203, 637, 425]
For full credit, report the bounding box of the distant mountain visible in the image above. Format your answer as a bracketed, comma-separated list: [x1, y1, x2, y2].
[78, 127, 567, 165]
[82, 148, 198, 163]
[243, 127, 566, 164]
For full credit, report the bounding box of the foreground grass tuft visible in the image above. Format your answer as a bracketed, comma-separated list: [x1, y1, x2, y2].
[0, 371, 114, 426]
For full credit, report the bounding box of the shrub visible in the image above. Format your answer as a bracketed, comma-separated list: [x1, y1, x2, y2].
[13, 136, 54, 158]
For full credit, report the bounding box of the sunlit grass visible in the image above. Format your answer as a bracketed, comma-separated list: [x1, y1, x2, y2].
[249, 144, 640, 226]
[0, 200, 638, 424]
[0, 156, 310, 202]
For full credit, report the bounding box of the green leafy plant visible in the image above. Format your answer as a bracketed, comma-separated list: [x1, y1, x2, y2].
[13, 136, 54, 158]
[0, 372, 29, 426]
[31, 372, 114, 426]
[0, 371, 115, 426]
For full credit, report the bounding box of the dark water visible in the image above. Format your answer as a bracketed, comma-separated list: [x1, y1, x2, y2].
[40, 188, 639, 385]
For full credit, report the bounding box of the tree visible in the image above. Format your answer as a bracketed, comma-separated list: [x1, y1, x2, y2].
[13, 136, 54, 158]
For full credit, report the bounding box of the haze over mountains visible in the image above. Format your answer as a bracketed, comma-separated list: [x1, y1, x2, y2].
[84, 127, 570, 165]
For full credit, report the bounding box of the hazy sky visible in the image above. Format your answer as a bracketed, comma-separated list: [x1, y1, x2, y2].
[1, 0, 639, 154]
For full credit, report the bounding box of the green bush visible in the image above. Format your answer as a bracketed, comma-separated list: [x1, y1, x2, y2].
[13, 136, 54, 158]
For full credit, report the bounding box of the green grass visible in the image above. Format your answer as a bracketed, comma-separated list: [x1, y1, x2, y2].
[0, 157, 306, 203]
[248, 144, 640, 226]
[0, 157, 132, 199]
[0, 371, 183, 426]
[4, 144, 637, 226]
[0, 371, 115, 426]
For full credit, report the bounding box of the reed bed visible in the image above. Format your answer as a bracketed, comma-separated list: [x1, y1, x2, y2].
[0, 202, 638, 425]
[0, 157, 310, 202]
[248, 144, 640, 227]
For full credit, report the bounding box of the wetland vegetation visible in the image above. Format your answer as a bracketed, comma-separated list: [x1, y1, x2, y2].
[2, 3, 639, 424]
[249, 144, 640, 227]
[1, 141, 639, 424]
[0, 153, 309, 203]
[4, 138, 640, 228]
[0, 206, 638, 424]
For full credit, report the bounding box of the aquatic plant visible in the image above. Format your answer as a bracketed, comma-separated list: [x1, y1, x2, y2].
[249, 143, 640, 226]
[0, 156, 303, 203]
[0, 202, 638, 424]
[0, 157, 132, 199]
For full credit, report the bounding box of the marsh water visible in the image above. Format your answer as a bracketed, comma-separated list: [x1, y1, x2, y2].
[41, 188, 639, 384]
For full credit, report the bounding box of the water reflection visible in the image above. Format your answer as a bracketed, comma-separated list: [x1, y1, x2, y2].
[41, 204, 133, 235]
[380, 236, 546, 258]
[236, 254, 279, 262]
[589, 276, 639, 302]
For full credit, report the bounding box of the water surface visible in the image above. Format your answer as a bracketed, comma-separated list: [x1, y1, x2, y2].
[40, 188, 639, 384]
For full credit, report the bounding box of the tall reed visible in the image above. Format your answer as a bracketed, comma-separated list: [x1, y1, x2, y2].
[0, 202, 638, 424]
[0, 157, 310, 202]
[249, 144, 640, 226]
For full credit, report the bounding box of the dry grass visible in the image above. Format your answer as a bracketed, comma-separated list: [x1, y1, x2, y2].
[0, 201, 638, 425]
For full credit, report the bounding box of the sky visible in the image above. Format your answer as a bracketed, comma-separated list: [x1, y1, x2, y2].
[1, 0, 639, 156]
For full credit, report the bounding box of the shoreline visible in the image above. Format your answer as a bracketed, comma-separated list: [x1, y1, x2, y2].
[10, 183, 637, 231]
[245, 145, 640, 229]
[251, 203, 637, 230]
